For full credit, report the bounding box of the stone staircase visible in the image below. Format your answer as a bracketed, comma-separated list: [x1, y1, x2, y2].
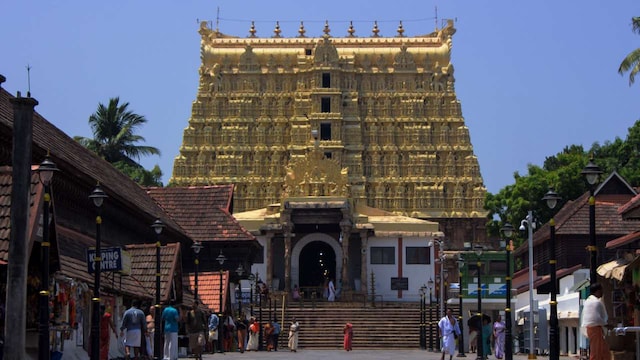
[251, 300, 446, 350]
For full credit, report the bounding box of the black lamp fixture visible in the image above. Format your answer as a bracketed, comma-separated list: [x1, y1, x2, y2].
[581, 159, 602, 285]
[151, 219, 165, 360]
[36, 154, 58, 360]
[501, 223, 515, 360]
[89, 183, 108, 360]
[542, 188, 562, 360]
[216, 250, 226, 354]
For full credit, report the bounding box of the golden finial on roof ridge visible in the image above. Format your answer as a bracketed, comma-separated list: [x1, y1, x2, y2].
[298, 21, 306, 38]
[372, 21, 380, 37]
[273, 21, 282, 38]
[323, 20, 331, 37]
[397, 21, 405, 37]
[249, 21, 256, 38]
[347, 21, 356, 37]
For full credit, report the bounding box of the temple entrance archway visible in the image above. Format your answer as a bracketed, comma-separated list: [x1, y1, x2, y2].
[291, 233, 342, 291]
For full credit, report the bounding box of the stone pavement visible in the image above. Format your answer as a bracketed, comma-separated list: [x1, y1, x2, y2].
[195, 350, 544, 360]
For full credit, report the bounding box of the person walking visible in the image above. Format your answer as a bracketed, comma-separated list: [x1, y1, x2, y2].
[481, 317, 492, 360]
[120, 299, 147, 360]
[143, 304, 154, 359]
[264, 321, 274, 351]
[272, 318, 281, 351]
[581, 283, 611, 360]
[100, 305, 117, 360]
[236, 314, 248, 353]
[186, 300, 207, 360]
[288, 317, 300, 352]
[246, 317, 259, 351]
[493, 314, 506, 359]
[328, 278, 336, 302]
[438, 308, 461, 360]
[207, 311, 219, 354]
[162, 299, 180, 360]
[343, 323, 353, 351]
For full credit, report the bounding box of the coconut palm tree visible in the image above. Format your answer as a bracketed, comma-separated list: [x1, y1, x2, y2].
[75, 97, 162, 185]
[75, 97, 160, 163]
[619, 17, 640, 86]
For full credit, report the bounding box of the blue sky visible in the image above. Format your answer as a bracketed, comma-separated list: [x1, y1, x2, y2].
[2, 1, 638, 194]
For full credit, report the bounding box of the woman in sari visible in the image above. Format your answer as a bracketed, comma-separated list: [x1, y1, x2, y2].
[493, 315, 506, 359]
[288, 317, 300, 352]
[343, 323, 353, 351]
[247, 318, 259, 351]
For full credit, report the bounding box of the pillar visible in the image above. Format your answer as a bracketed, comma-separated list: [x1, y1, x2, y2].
[340, 219, 352, 291]
[360, 230, 369, 292]
[265, 232, 274, 289]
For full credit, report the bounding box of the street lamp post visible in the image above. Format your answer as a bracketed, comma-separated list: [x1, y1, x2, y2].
[581, 159, 602, 285]
[501, 223, 515, 360]
[443, 268, 449, 314]
[520, 211, 536, 360]
[543, 188, 562, 360]
[419, 286, 426, 350]
[151, 219, 165, 360]
[236, 264, 245, 317]
[428, 278, 434, 351]
[191, 242, 204, 300]
[473, 244, 484, 360]
[435, 275, 441, 352]
[216, 251, 227, 354]
[89, 184, 108, 360]
[456, 255, 466, 357]
[37, 155, 58, 360]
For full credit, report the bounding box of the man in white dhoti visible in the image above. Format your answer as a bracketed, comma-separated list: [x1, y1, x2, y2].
[438, 308, 461, 360]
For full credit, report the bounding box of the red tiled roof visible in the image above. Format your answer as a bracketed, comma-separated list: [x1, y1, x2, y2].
[0, 166, 42, 262]
[184, 271, 228, 314]
[618, 192, 640, 216]
[147, 187, 256, 244]
[126, 243, 182, 303]
[606, 231, 640, 249]
[532, 264, 583, 289]
[516, 192, 638, 255]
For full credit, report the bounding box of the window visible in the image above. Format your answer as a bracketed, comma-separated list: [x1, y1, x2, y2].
[321, 97, 331, 113]
[406, 247, 430, 264]
[305, 48, 312, 56]
[487, 260, 506, 275]
[371, 247, 395, 264]
[322, 73, 331, 88]
[254, 245, 265, 264]
[320, 122, 331, 140]
[324, 152, 332, 159]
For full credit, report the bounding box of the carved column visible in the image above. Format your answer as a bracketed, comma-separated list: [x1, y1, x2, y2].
[340, 219, 353, 291]
[282, 219, 293, 292]
[360, 230, 369, 293]
[264, 232, 274, 288]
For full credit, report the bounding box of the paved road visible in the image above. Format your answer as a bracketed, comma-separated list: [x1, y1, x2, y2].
[196, 350, 542, 360]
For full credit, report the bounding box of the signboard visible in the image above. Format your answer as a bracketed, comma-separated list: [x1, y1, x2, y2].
[87, 247, 125, 274]
[390, 277, 409, 291]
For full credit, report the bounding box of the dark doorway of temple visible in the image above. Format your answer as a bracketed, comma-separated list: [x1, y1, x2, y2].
[299, 241, 336, 288]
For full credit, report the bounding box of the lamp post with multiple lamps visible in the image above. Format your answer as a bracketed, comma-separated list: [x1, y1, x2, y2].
[428, 278, 435, 351]
[151, 219, 165, 360]
[519, 211, 536, 360]
[428, 240, 446, 319]
[216, 251, 227, 354]
[37, 155, 58, 360]
[89, 184, 108, 360]
[501, 223, 515, 360]
[542, 188, 562, 360]
[581, 159, 602, 284]
[456, 255, 466, 357]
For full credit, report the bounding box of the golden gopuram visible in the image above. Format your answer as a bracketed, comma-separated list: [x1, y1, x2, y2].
[171, 19, 488, 249]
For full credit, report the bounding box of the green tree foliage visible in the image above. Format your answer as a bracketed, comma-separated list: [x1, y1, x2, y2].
[619, 17, 640, 86]
[74, 97, 163, 186]
[485, 120, 640, 246]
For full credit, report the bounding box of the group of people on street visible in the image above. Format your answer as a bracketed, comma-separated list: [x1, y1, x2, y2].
[437, 308, 507, 360]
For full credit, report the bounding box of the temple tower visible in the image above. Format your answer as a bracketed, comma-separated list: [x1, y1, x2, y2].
[171, 20, 488, 247]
